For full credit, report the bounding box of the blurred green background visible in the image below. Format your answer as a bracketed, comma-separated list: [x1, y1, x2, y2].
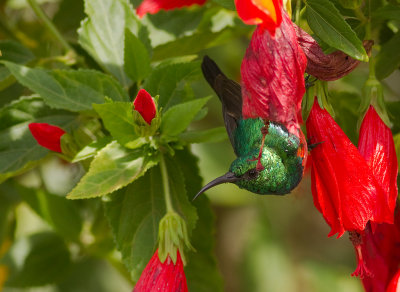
[1, 0, 400, 291]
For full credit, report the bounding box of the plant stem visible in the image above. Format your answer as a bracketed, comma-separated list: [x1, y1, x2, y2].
[159, 154, 174, 213]
[26, 0, 74, 53]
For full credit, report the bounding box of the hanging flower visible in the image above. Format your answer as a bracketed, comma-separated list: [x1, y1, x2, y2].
[133, 89, 157, 125]
[240, 10, 306, 138]
[235, 0, 283, 35]
[28, 123, 66, 153]
[358, 105, 398, 223]
[136, 0, 206, 17]
[133, 249, 188, 292]
[306, 99, 389, 237]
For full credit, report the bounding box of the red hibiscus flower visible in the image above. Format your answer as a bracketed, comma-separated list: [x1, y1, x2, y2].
[133, 249, 188, 292]
[28, 123, 66, 153]
[386, 269, 400, 292]
[306, 100, 390, 237]
[240, 10, 306, 138]
[235, 0, 283, 35]
[136, 0, 206, 17]
[133, 89, 157, 125]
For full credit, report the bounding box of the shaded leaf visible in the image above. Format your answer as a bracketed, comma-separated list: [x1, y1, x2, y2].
[0, 96, 77, 182]
[67, 141, 158, 199]
[179, 127, 228, 144]
[375, 31, 400, 80]
[3, 62, 129, 111]
[143, 61, 201, 109]
[124, 29, 151, 83]
[1, 232, 71, 287]
[372, 4, 400, 22]
[104, 152, 198, 282]
[305, 0, 368, 61]
[211, 0, 235, 10]
[93, 102, 137, 146]
[18, 187, 82, 241]
[161, 97, 210, 137]
[78, 0, 140, 87]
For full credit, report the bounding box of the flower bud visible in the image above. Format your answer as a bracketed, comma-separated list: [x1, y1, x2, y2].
[294, 25, 373, 81]
[136, 0, 206, 18]
[28, 123, 66, 153]
[133, 89, 160, 137]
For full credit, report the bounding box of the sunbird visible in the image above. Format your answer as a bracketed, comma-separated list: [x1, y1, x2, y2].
[194, 56, 307, 199]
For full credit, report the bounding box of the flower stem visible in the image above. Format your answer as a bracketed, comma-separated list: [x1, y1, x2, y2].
[27, 0, 75, 53]
[160, 154, 174, 213]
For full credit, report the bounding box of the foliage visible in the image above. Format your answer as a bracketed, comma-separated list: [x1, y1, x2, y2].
[0, 0, 398, 291]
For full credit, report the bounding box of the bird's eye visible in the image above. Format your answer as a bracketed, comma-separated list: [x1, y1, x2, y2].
[245, 168, 258, 180]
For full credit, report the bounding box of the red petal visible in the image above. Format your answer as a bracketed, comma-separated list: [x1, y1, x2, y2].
[133, 249, 188, 292]
[136, 0, 206, 17]
[386, 269, 400, 292]
[133, 89, 157, 125]
[306, 100, 386, 236]
[358, 106, 398, 224]
[240, 11, 306, 138]
[235, 0, 282, 35]
[28, 123, 66, 153]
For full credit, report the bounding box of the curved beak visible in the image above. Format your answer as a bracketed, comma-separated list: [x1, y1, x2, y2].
[192, 172, 240, 201]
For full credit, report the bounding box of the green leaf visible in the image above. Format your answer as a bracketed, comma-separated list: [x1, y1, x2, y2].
[174, 150, 223, 292]
[103, 152, 198, 282]
[1, 232, 71, 287]
[0, 96, 77, 182]
[93, 102, 137, 146]
[72, 136, 113, 162]
[78, 0, 140, 87]
[211, 0, 235, 10]
[143, 61, 201, 109]
[179, 127, 228, 144]
[372, 4, 400, 22]
[67, 141, 158, 199]
[18, 187, 82, 241]
[152, 29, 236, 61]
[0, 40, 34, 90]
[3, 62, 129, 111]
[305, 0, 368, 61]
[124, 29, 151, 83]
[161, 97, 210, 137]
[375, 31, 400, 80]
[0, 182, 21, 246]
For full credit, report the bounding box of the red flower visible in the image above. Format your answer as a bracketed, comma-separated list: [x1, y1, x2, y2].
[358, 106, 398, 224]
[306, 100, 390, 237]
[235, 0, 283, 35]
[240, 10, 306, 138]
[28, 123, 66, 153]
[387, 269, 400, 292]
[136, 0, 206, 17]
[133, 89, 157, 125]
[133, 249, 188, 292]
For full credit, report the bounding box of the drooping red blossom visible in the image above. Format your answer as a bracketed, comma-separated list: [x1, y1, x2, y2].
[28, 123, 66, 153]
[235, 0, 283, 35]
[133, 249, 188, 292]
[386, 269, 400, 292]
[358, 106, 398, 223]
[133, 89, 157, 125]
[294, 24, 374, 81]
[136, 0, 206, 17]
[306, 100, 391, 237]
[241, 10, 306, 138]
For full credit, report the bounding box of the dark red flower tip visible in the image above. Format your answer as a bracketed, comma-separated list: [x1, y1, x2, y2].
[358, 105, 398, 223]
[28, 123, 66, 153]
[136, 0, 206, 17]
[306, 100, 390, 237]
[133, 89, 157, 125]
[133, 249, 188, 292]
[240, 10, 306, 138]
[235, 0, 283, 35]
[386, 269, 400, 292]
